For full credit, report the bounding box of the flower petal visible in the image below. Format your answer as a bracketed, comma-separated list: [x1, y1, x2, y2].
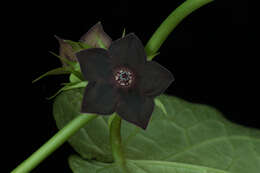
[139, 61, 174, 97]
[116, 91, 154, 129]
[80, 22, 112, 49]
[108, 33, 146, 70]
[81, 82, 118, 115]
[55, 35, 77, 66]
[76, 48, 112, 82]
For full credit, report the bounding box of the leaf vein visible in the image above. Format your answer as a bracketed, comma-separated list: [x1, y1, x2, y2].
[162, 135, 260, 160]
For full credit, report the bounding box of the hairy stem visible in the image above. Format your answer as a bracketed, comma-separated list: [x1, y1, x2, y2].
[109, 114, 128, 173]
[145, 0, 213, 60]
[12, 114, 97, 173]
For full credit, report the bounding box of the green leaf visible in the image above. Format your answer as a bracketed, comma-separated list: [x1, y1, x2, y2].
[53, 89, 260, 173]
[32, 67, 71, 83]
[53, 88, 113, 162]
[69, 155, 230, 173]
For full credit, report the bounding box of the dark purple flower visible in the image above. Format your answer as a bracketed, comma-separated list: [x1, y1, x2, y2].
[76, 33, 174, 129]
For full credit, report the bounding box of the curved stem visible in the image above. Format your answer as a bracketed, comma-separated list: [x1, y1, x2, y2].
[109, 114, 128, 173]
[12, 114, 97, 173]
[145, 0, 213, 59]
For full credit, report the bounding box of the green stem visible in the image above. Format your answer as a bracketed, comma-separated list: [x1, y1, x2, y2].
[109, 114, 128, 173]
[12, 114, 97, 173]
[145, 0, 213, 59]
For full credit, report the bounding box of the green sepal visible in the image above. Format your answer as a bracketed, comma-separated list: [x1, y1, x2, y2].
[69, 62, 83, 83]
[70, 70, 85, 82]
[147, 52, 160, 61]
[122, 28, 126, 38]
[50, 52, 84, 81]
[69, 74, 82, 83]
[47, 81, 88, 100]
[32, 67, 71, 83]
[65, 40, 92, 52]
[97, 39, 107, 49]
[49, 51, 76, 67]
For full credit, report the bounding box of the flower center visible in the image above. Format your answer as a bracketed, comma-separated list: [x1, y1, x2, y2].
[113, 67, 134, 88]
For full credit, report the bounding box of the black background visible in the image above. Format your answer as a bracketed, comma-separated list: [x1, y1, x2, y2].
[9, 0, 256, 172]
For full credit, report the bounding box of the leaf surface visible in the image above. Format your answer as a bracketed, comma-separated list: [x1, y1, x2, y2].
[53, 88, 260, 173]
[69, 155, 229, 173]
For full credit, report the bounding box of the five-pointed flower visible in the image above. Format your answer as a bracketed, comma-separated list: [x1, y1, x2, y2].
[76, 33, 174, 129]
